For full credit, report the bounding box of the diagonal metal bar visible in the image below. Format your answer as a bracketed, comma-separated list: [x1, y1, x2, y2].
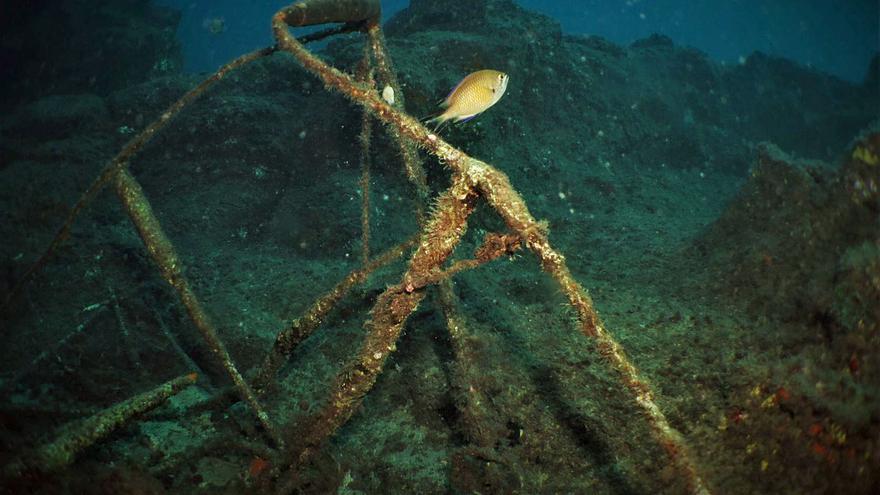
[277, 175, 479, 492]
[3, 372, 198, 478]
[1, 46, 276, 315]
[114, 169, 283, 447]
[272, 4, 710, 493]
[252, 235, 417, 393]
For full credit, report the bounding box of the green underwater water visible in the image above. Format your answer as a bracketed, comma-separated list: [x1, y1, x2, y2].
[1, 1, 879, 494]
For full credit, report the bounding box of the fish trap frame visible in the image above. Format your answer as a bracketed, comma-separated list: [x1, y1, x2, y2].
[2, 1, 710, 493]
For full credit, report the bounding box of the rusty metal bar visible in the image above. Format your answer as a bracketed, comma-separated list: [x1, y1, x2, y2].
[1, 46, 276, 315]
[3, 373, 197, 478]
[276, 0, 380, 27]
[114, 169, 283, 447]
[273, 7, 711, 493]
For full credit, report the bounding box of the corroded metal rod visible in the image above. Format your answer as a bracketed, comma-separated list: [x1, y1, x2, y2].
[1, 46, 276, 315]
[252, 236, 417, 393]
[365, 23, 430, 214]
[436, 280, 498, 449]
[276, 0, 380, 27]
[355, 42, 374, 266]
[476, 167, 711, 495]
[114, 169, 283, 447]
[3, 372, 197, 478]
[278, 177, 478, 493]
[273, 6, 710, 493]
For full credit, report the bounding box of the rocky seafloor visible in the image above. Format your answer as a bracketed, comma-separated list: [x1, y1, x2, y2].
[1, 0, 878, 493]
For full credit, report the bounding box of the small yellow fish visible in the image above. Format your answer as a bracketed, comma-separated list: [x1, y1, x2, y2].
[426, 70, 509, 129]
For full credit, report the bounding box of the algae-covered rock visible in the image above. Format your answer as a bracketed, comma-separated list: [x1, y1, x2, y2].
[385, 0, 561, 43]
[690, 129, 880, 413]
[7, 94, 109, 139]
[833, 241, 880, 331]
[833, 129, 880, 333]
[692, 136, 877, 324]
[1, 1, 878, 493]
[0, 0, 181, 110]
[722, 52, 877, 160]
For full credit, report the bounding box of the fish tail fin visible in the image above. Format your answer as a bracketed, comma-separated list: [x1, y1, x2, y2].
[422, 114, 448, 132]
[433, 119, 451, 133]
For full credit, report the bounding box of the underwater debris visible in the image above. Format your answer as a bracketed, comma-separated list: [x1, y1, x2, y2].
[2, 0, 877, 493]
[271, 1, 710, 492]
[0, 0, 710, 492]
[202, 16, 227, 35]
[3, 373, 197, 479]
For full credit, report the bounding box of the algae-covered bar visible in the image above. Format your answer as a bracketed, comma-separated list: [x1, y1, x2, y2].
[1, 0, 877, 493]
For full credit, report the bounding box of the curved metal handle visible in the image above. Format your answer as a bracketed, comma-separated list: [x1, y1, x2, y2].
[277, 0, 381, 27]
